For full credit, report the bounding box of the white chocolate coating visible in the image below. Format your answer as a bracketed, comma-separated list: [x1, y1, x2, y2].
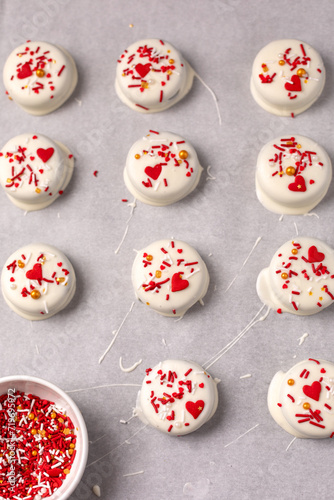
[256, 135, 332, 214]
[0, 133, 74, 211]
[257, 237, 334, 315]
[124, 131, 203, 206]
[3, 41, 78, 115]
[135, 359, 218, 436]
[115, 39, 194, 113]
[268, 358, 334, 439]
[250, 39, 325, 116]
[132, 239, 209, 317]
[1, 243, 76, 320]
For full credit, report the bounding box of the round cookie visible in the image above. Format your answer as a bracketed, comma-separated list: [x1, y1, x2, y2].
[0, 133, 74, 211]
[132, 239, 209, 317]
[1, 243, 76, 320]
[250, 39, 325, 116]
[135, 359, 219, 436]
[124, 131, 203, 206]
[255, 135, 332, 214]
[268, 358, 334, 439]
[257, 237, 334, 315]
[3, 41, 78, 115]
[115, 39, 194, 113]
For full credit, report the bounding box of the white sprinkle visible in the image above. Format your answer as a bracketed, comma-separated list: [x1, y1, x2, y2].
[123, 470, 144, 477]
[298, 332, 309, 345]
[286, 436, 297, 451]
[294, 221, 299, 236]
[119, 357, 142, 373]
[92, 485, 101, 497]
[239, 374, 252, 379]
[304, 212, 319, 219]
[75, 98, 82, 106]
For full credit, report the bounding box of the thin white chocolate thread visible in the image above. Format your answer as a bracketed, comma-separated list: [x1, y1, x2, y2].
[203, 305, 270, 370]
[115, 198, 137, 254]
[99, 302, 135, 364]
[123, 471, 144, 477]
[286, 437, 297, 451]
[225, 237, 262, 292]
[194, 72, 222, 126]
[66, 383, 141, 393]
[224, 424, 260, 448]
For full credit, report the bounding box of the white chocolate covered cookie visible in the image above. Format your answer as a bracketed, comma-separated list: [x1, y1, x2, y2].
[135, 359, 219, 436]
[0, 133, 74, 211]
[115, 39, 194, 113]
[1, 243, 76, 320]
[257, 237, 334, 315]
[124, 130, 203, 206]
[3, 41, 78, 115]
[268, 358, 334, 439]
[250, 39, 325, 116]
[132, 239, 209, 317]
[256, 135, 332, 214]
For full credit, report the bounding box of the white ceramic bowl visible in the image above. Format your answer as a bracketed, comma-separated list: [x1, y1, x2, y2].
[0, 375, 89, 499]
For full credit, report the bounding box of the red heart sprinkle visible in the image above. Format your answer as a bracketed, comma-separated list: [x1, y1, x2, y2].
[17, 62, 33, 79]
[160, 265, 165, 270]
[26, 263, 43, 281]
[308, 246, 325, 263]
[284, 74, 302, 92]
[144, 165, 162, 180]
[310, 179, 315, 184]
[30, 156, 35, 161]
[303, 381, 321, 401]
[277, 308, 282, 314]
[288, 175, 306, 192]
[171, 272, 189, 292]
[135, 63, 151, 78]
[32, 135, 38, 140]
[37, 147, 54, 163]
[177, 249, 183, 254]
[57, 262, 62, 267]
[320, 368, 326, 373]
[185, 400, 205, 419]
[199, 383, 204, 388]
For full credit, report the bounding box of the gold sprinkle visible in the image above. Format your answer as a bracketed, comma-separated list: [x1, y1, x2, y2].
[278, 59, 285, 66]
[146, 302, 150, 305]
[35, 188, 41, 194]
[6, 178, 11, 183]
[287, 379, 295, 386]
[129, 23, 133, 28]
[286, 166, 296, 176]
[36, 68, 45, 78]
[68, 449, 74, 455]
[296, 144, 302, 149]
[28, 412, 35, 420]
[291, 248, 298, 255]
[146, 255, 153, 261]
[155, 270, 162, 278]
[309, 291, 313, 296]
[135, 154, 140, 159]
[64, 469, 70, 475]
[303, 402, 310, 409]
[141, 81, 149, 89]
[18, 260, 25, 269]
[63, 428, 71, 435]
[31, 429, 37, 435]
[319, 296, 323, 301]
[281, 272, 288, 280]
[69, 443, 75, 449]
[297, 68, 306, 77]
[56, 277, 65, 283]
[169, 59, 175, 64]
[179, 150, 188, 160]
[51, 412, 57, 419]
[167, 50, 171, 53]
[30, 290, 41, 300]
[32, 450, 38, 456]
[53, 59, 56, 64]
[167, 70, 172, 75]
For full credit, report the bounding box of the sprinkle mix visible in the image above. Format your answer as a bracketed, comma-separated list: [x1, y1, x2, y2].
[135, 131, 193, 190]
[0, 390, 76, 499]
[138, 240, 201, 315]
[0, 135, 63, 199]
[117, 40, 184, 109]
[5, 250, 70, 316]
[268, 136, 323, 191]
[274, 240, 334, 313]
[278, 358, 334, 437]
[258, 43, 322, 100]
[7, 42, 66, 101]
[143, 364, 211, 434]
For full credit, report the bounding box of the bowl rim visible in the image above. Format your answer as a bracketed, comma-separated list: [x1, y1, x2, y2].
[0, 374, 89, 499]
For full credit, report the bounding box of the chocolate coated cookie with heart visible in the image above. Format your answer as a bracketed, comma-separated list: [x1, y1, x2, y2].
[131, 239, 209, 317]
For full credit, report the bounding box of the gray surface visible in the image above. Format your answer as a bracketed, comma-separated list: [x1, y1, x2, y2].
[1, 1, 334, 499]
